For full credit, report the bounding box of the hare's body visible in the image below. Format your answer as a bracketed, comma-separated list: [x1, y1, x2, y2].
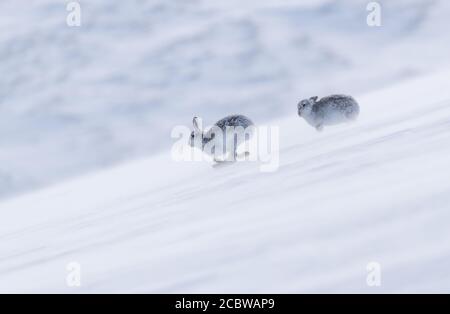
[189, 115, 254, 161]
[298, 95, 359, 131]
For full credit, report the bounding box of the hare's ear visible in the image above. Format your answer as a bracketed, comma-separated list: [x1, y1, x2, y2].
[193, 116, 201, 132]
[310, 96, 318, 103]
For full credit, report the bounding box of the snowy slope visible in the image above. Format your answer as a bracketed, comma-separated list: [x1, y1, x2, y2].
[2, 0, 450, 198]
[1, 69, 450, 293]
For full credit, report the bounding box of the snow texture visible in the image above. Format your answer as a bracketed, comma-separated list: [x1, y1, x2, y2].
[1, 70, 450, 292]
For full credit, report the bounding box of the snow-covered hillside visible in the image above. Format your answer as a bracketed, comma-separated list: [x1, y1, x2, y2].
[1, 69, 450, 293]
[2, 0, 450, 198]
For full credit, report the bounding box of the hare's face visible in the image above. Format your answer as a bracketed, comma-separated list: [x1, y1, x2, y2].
[189, 130, 203, 148]
[189, 116, 204, 148]
[297, 99, 313, 117]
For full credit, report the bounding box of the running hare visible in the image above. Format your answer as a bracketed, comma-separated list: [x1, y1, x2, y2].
[297, 95, 359, 131]
[189, 115, 254, 161]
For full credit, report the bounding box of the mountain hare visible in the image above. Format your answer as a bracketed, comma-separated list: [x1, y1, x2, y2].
[297, 95, 359, 131]
[189, 115, 255, 162]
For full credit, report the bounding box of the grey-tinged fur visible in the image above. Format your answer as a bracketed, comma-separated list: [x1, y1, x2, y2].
[189, 115, 254, 158]
[297, 94, 359, 131]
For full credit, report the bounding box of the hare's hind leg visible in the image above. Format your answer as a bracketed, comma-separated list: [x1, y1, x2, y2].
[212, 150, 236, 168]
[235, 151, 250, 161]
[212, 151, 251, 168]
[345, 110, 358, 120]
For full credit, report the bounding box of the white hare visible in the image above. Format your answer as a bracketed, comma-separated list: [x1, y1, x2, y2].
[189, 115, 255, 163]
[297, 95, 360, 131]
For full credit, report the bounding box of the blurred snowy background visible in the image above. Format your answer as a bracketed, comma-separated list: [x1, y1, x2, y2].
[1, 0, 450, 198]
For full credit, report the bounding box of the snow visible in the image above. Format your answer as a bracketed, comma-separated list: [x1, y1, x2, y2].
[1, 69, 450, 292]
[2, 0, 450, 198]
